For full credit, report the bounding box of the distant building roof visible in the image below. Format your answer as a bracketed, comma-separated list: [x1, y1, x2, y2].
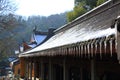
[10, 59, 19, 66]
[19, 28, 55, 53]
[8, 57, 17, 62]
[29, 28, 55, 48]
[29, 29, 47, 47]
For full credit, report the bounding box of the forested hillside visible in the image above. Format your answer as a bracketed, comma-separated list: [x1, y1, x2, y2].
[67, 0, 107, 22]
[27, 13, 67, 31]
[0, 12, 67, 62]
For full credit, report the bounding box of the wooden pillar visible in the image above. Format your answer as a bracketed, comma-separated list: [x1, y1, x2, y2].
[25, 62, 29, 79]
[49, 58, 52, 80]
[91, 59, 95, 80]
[115, 16, 120, 62]
[39, 62, 41, 80]
[30, 62, 33, 80]
[28, 62, 30, 79]
[63, 58, 68, 80]
[80, 67, 83, 80]
[40, 59, 44, 80]
[34, 62, 37, 80]
[20, 57, 26, 78]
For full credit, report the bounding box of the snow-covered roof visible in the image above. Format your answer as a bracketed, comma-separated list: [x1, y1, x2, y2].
[8, 57, 16, 62]
[29, 28, 54, 48]
[20, 26, 115, 56]
[10, 59, 19, 66]
[34, 35, 47, 44]
[29, 35, 47, 48]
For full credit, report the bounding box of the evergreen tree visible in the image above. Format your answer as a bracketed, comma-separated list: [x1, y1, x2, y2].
[67, 2, 87, 22]
[67, 0, 107, 22]
[97, 0, 106, 6]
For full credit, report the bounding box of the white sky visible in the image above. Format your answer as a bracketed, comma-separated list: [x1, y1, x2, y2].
[15, 0, 74, 16]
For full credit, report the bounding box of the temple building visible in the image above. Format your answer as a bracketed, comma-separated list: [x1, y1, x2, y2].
[21, 28, 55, 51]
[19, 0, 120, 80]
[11, 28, 54, 79]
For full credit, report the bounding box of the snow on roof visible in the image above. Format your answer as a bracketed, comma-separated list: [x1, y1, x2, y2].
[20, 26, 115, 55]
[34, 35, 47, 44]
[10, 59, 19, 66]
[29, 35, 47, 48]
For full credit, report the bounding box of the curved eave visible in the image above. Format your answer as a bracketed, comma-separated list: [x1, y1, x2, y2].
[19, 34, 116, 58]
[19, 27, 115, 58]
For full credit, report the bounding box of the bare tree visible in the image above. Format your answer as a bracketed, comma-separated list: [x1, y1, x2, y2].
[0, 0, 17, 14]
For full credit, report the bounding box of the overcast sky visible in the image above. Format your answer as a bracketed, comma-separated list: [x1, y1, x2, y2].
[14, 0, 74, 17]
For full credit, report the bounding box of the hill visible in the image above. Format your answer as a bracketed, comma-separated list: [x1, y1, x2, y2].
[0, 12, 67, 63]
